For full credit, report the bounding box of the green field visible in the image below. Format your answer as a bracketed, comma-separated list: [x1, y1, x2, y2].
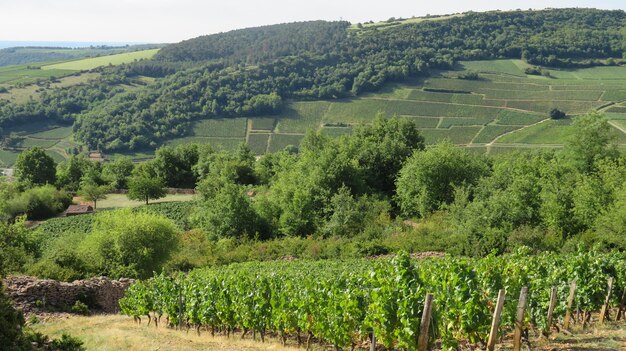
[0, 64, 75, 86]
[41, 49, 159, 71]
[247, 133, 270, 154]
[95, 194, 196, 210]
[3, 59, 626, 161]
[192, 118, 247, 138]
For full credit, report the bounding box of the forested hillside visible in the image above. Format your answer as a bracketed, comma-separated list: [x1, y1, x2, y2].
[1, 8, 625, 152]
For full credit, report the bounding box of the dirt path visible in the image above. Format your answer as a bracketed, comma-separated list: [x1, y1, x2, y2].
[486, 118, 550, 147]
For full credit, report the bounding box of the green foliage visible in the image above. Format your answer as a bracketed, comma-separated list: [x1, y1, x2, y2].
[0, 281, 30, 351]
[152, 144, 199, 188]
[0, 218, 34, 276]
[56, 155, 101, 191]
[3, 185, 71, 220]
[120, 250, 626, 350]
[70, 301, 90, 315]
[78, 210, 179, 279]
[563, 112, 618, 172]
[14, 147, 56, 186]
[77, 183, 110, 210]
[191, 182, 260, 240]
[396, 141, 489, 217]
[102, 157, 134, 189]
[127, 175, 166, 205]
[549, 108, 566, 120]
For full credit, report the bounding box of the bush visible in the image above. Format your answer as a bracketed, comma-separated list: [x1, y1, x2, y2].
[50, 333, 85, 351]
[1, 281, 30, 351]
[78, 210, 180, 278]
[549, 108, 566, 120]
[70, 301, 90, 315]
[5, 185, 71, 220]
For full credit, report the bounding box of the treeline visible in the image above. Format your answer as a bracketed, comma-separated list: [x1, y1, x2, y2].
[1, 113, 623, 281]
[1, 8, 625, 151]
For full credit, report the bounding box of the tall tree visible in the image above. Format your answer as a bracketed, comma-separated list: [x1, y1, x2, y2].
[127, 175, 166, 205]
[78, 182, 110, 210]
[14, 147, 56, 187]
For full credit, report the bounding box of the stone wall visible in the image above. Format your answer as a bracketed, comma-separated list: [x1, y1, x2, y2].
[3, 276, 134, 314]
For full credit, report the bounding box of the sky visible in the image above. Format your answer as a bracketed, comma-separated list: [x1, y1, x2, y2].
[0, 0, 625, 44]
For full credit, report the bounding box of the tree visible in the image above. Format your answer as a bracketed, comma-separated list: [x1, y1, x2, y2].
[127, 175, 166, 205]
[191, 182, 260, 240]
[396, 141, 489, 218]
[78, 210, 179, 278]
[102, 157, 134, 189]
[78, 183, 110, 210]
[14, 147, 56, 186]
[563, 112, 617, 172]
[56, 155, 98, 191]
[549, 108, 566, 120]
[152, 144, 199, 188]
[344, 115, 425, 195]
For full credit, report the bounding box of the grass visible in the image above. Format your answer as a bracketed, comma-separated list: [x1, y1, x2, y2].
[32, 315, 300, 351]
[33, 315, 625, 351]
[93, 194, 196, 210]
[192, 118, 247, 138]
[41, 49, 159, 70]
[497, 119, 573, 144]
[27, 126, 73, 139]
[166, 137, 244, 151]
[420, 126, 482, 145]
[0, 148, 19, 167]
[274, 102, 329, 133]
[247, 133, 270, 155]
[20, 138, 60, 148]
[472, 125, 523, 144]
[249, 118, 276, 131]
[268, 134, 305, 152]
[459, 59, 531, 76]
[0, 64, 76, 85]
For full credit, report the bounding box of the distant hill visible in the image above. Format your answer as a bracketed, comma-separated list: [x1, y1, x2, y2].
[0, 44, 162, 67]
[0, 8, 625, 157]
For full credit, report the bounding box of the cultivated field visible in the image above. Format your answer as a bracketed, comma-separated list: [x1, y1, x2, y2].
[3, 59, 626, 164]
[86, 194, 196, 210]
[41, 49, 159, 70]
[186, 59, 625, 155]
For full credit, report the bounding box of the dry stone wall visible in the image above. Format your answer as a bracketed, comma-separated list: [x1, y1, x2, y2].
[3, 276, 134, 314]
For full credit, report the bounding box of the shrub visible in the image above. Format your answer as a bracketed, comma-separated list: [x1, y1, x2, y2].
[5, 185, 71, 220]
[70, 301, 90, 315]
[78, 210, 179, 278]
[549, 108, 566, 120]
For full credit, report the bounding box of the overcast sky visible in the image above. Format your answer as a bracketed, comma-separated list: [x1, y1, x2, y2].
[1, 0, 624, 43]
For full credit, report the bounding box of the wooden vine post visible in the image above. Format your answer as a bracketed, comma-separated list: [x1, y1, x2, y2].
[617, 288, 626, 321]
[599, 277, 614, 323]
[563, 280, 577, 331]
[513, 287, 529, 351]
[545, 287, 557, 335]
[486, 289, 506, 351]
[417, 293, 434, 351]
[370, 330, 376, 351]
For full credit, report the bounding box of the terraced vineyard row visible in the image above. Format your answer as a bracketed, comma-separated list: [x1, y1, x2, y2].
[120, 250, 625, 350]
[3, 60, 626, 166]
[160, 60, 626, 156]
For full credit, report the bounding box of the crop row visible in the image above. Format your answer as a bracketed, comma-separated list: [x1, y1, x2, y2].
[120, 250, 625, 350]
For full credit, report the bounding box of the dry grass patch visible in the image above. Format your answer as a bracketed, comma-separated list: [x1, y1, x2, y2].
[32, 314, 301, 351]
